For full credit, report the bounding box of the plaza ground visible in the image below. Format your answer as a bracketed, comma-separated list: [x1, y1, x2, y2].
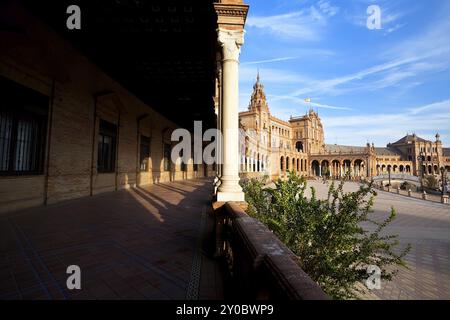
[1, 177, 449, 300]
[306, 180, 450, 300]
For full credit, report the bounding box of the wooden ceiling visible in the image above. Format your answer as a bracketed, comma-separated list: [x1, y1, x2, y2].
[24, 0, 218, 130]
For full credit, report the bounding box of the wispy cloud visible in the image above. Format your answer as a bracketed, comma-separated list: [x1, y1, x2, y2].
[241, 57, 297, 65]
[289, 14, 450, 97]
[246, 0, 339, 40]
[269, 95, 353, 111]
[321, 99, 450, 146]
[240, 66, 311, 85]
[347, 0, 409, 33]
[290, 56, 425, 96]
[384, 23, 404, 35]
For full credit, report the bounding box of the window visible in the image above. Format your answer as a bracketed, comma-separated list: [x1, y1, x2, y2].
[0, 76, 48, 175]
[163, 143, 171, 171]
[97, 120, 117, 173]
[140, 135, 151, 171]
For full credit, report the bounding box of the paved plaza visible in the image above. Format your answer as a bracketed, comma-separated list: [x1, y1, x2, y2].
[306, 180, 450, 300]
[0, 178, 223, 300]
[1, 177, 449, 300]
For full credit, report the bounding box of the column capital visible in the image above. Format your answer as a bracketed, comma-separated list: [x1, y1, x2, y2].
[217, 28, 245, 62]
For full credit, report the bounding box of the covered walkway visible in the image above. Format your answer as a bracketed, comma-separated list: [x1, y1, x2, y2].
[0, 179, 223, 300]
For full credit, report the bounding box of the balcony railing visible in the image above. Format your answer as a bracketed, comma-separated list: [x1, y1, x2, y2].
[214, 202, 329, 300]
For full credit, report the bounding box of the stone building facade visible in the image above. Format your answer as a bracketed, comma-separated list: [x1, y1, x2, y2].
[239, 75, 450, 181]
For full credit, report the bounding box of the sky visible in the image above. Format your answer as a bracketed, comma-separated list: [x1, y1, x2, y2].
[239, 0, 450, 147]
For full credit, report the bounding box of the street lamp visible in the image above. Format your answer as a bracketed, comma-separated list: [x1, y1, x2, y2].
[440, 167, 447, 196]
[418, 152, 425, 191]
[388, 165, 391, 187]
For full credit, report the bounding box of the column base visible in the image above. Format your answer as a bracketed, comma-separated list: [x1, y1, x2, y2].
[216, 191, 245, 202]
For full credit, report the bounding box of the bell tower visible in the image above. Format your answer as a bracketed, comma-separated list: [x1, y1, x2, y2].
[248, 71, 269, 113]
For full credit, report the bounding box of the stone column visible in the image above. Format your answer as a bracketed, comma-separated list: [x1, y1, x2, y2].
[217, 28, 245, 202]
[213, 59, 223, 190]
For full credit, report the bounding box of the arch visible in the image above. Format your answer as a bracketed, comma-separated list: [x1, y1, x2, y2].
[280, 156, 284, 172]
[292, 158, 296, 172]
[354, 159, 364, 177]
[433, 165, 438, 175]
[428, 165, 432, 174]
[332, 160, 340, 178]
[321, 160, 330, 177]
[406, 165, 411, 173]
[399, 165, 404, 173]
[393, 165, 398, 173]
[286, 157, 290, 171]
[343, 159, 352, 176]
[311, 160, 320, 177]
[295, 141, 304, 152]
[427, 156, 432, 162]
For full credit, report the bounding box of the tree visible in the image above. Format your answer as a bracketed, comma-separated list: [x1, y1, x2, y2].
[242, 172, 410, 299]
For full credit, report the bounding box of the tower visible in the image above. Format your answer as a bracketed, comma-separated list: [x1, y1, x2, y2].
[248, 71, 269, 114]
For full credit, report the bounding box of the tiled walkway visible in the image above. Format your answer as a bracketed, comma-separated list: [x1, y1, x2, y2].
[0, 178, 224, 300]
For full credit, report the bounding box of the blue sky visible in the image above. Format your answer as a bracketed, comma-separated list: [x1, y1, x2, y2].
[239, 0, 450, 147]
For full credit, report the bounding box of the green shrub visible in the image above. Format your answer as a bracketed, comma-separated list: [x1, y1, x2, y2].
[423, 175, 438, 189]
[242, 171, 410, 299]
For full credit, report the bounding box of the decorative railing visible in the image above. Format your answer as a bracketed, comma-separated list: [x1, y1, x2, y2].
[214, 202, 329, 300]
[373, 173, 419, 182]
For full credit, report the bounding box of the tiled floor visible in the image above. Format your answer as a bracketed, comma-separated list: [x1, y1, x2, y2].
[0, 178, 224, 300]
[307, 180, 450, 300]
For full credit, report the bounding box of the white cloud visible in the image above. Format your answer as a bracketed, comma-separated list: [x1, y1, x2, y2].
[246, 1, 339, 40]
[269, 95, 353, 111]
[317, 0, 339, 17]
[384, 23, 404, 35]
[241, 57, 297, 66]
[240, 66, 311, 85]
[321, 99, 450, 146]
[347, 0, 409, 33]
[288, 15, 450, 97]
[290, 55, 425, 96]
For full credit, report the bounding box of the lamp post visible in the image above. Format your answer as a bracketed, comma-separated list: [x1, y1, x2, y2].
[441, 167, 447, 196]
[388, 165, 391, 187]
[418, 152, 424, 191]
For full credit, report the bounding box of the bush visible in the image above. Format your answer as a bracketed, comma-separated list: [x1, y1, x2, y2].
[400, 181, 415, 191]
[242, 171, 410, 300]
[423, 175, 438, 189]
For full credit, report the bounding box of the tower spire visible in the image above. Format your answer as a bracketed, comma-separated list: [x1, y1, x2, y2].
[248, 70, 268, 112]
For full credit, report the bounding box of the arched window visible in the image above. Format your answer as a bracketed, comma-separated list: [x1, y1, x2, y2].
[295, 141, 303, 152]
